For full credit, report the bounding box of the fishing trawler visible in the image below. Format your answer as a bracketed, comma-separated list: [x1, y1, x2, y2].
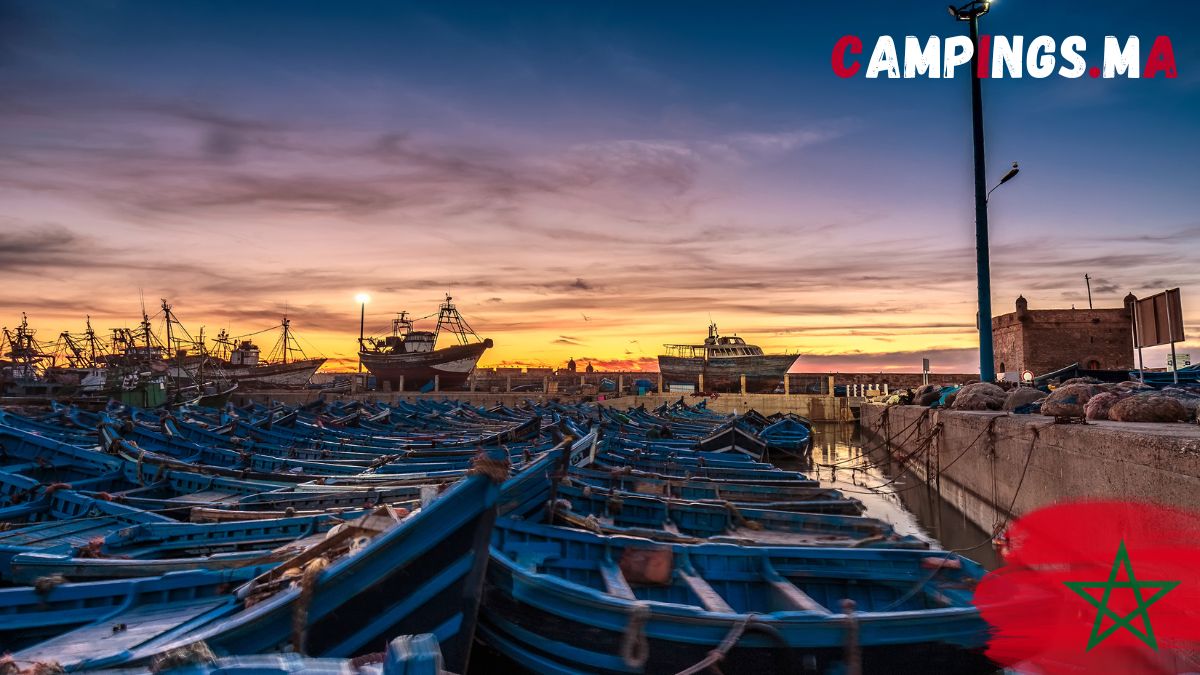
[1, 314, 61, 397]
[658, 322, 799, 393]
[41, 301, 237, 408]
[204, 317, 325, 389]
[359, 295, 492, 391]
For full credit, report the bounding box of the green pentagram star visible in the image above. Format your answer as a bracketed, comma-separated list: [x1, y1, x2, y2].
[1063, 540, 1180, 651]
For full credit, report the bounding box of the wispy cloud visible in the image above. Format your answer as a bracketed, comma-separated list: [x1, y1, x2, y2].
[1, 9, 1196, 373]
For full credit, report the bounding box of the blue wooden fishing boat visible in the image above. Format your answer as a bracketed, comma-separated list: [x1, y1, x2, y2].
[540, 482, 928, 549]
[7, 510, 367, 583]
[5, 470, 501, 673]
[478, 518, 993, 674]
[0, 567, 271, 654]
[693, 420, 768, 461]
[85, 633, 445, 675]
[569, 467, 863, 515]
[757, 415, 813, 456]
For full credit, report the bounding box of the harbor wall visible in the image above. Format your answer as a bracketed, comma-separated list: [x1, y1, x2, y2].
[236, 391, 856, 421]
[629, 392, 855, 421]
[859, 404, 1200, 533]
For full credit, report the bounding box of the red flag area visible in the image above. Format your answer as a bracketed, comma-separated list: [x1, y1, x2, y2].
[975, 501, 1200, 673]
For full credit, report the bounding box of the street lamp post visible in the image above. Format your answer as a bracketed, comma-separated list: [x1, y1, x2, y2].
[951, 0, 995, 382]
[355, 293, 370, 373]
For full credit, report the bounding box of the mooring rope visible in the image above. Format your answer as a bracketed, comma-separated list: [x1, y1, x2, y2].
[951, 422, 1046, 554]
[291, 556, 330, 654]
[835, 415, 1002, 497]
[816, 407, 930, 471]
[673, 613, 757, 675]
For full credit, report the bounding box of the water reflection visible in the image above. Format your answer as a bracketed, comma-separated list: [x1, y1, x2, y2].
[776, 422, 1002, 570]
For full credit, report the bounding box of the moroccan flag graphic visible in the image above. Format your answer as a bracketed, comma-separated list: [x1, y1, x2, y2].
[974, 501, 1200, 673]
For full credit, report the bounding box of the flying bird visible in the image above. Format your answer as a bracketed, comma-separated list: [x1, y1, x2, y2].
[581, 313, 591, 321]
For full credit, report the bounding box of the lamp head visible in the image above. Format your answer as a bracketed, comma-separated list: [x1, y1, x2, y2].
[950, 0, 990, 20]
[355, 293, 371, 304]
[999, 162, 1020, 184]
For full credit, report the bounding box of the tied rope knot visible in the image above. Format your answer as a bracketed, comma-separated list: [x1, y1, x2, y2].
[149, 641, 216, 673]
[468, 447, 511, 483]
[33, 574, 65, 596]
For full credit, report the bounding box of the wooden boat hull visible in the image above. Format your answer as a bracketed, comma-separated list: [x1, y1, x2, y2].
[8, 474, 500, 674]
[694, 424, 768, 461]
[658, 353, 799, 393]
[479, 519, 994, 675]
[544, 482, 928, 548]
[222, 358, 327, 389]
[360, 341, 492, 391]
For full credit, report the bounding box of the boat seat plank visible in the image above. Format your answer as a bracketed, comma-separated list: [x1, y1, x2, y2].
[767, 577, 831, 614]
[169, 490, 239, 504]
[13, 597, 230, 666]
[598, 562, 636, 600]
[678, 571, 734, 613]
[503, 541, 561, 570]
[761, 559, 831, 614]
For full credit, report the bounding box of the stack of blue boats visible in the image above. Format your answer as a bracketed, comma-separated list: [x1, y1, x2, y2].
[0, 397, 994, 673]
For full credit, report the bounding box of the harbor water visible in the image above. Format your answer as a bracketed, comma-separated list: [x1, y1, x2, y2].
[779, 422, 1003, 571]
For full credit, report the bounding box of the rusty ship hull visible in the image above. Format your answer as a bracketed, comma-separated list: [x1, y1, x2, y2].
[218, 357, 326, 389]
[658, 353, 799, 393]
[360, 340, 492, 391]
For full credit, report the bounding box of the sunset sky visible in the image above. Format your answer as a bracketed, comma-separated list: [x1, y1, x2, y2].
[2, 1, 1198, 373]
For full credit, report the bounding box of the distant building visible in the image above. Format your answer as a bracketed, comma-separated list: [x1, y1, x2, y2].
[565, 358, 577, 373]
[585, 363, 595, 373]
[991, 294, 1135, 377]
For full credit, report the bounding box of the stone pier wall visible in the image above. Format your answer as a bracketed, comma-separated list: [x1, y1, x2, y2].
[860, 404, 1200, 533]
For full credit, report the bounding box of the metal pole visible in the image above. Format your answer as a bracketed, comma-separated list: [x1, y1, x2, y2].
[358, 303, 365, 373]
[1085, 274, 1093, 309]
[968, 11, 994, 383]
[1167, 307, 1179, 384]
[1132, 301, 1145, 381]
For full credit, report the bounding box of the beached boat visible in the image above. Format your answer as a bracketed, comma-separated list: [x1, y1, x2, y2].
[200, 317, 326, 390]
[359, 295, 492, 391]
[658, 323, 799, 393]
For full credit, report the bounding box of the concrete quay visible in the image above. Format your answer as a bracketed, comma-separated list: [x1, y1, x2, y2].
[860, 403, 1200, 534]
[235, 390, 858, 422]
